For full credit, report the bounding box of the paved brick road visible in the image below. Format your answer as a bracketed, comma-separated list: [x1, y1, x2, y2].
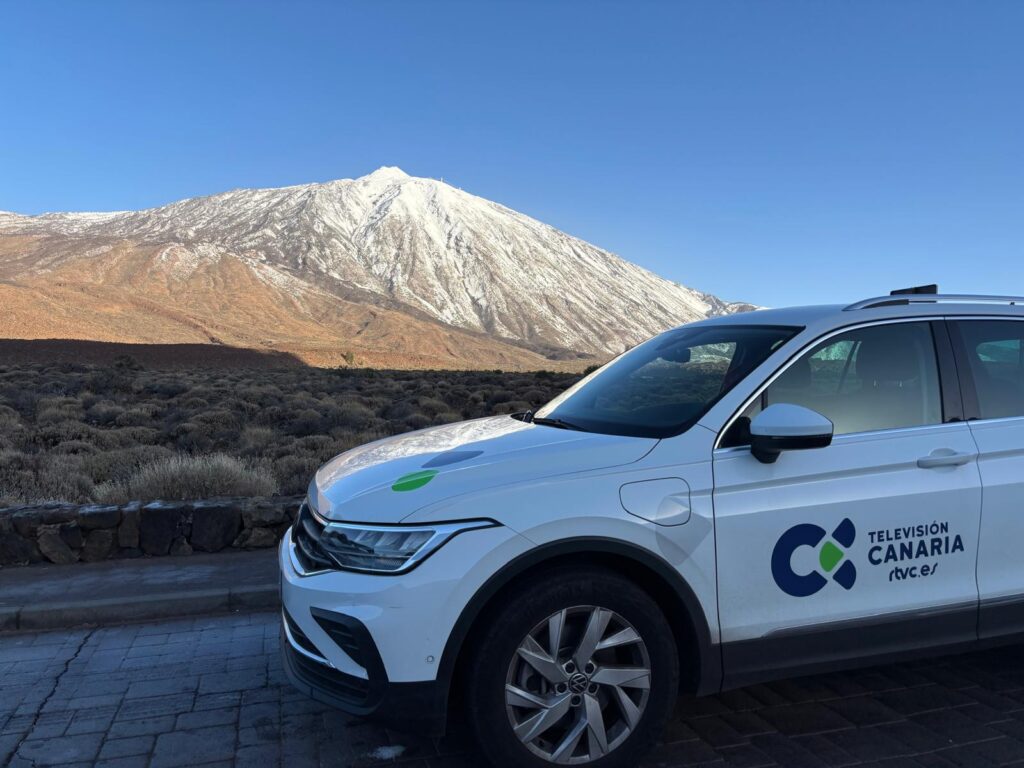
[3, 612, 1024, 767]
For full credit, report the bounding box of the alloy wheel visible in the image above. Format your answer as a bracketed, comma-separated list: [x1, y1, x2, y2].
[504, 605, 652, 764]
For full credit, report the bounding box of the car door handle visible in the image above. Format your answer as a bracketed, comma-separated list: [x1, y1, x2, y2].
[916, 450, 977, 469]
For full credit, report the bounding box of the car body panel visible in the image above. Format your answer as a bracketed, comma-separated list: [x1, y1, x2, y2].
[401, 426, 722, 648]
[281, 296, 1024, 739]
[280, 523, 534, 682]
[946, 317, 1024, 640]
[967, 416, 1024, 638]
[713, 423, 982, 644]
[312, 415, 657, 524]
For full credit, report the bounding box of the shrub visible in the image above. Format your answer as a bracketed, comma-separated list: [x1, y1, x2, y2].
[37, 397, 84, 424]
[143, 378, 191, 398]
[0, 405, 23, 430]
[36, 455, 93, 503]
[113, 354, 144, 371]
[53, 440, 98, 455]
[286, 408, 325, 436]
[239, 426, 278, 455]
[0, 362, 582, 504]
[290, 435, 335, 454]
[33, 420, 97, 448]
[91, 427, 161, 450]
[491, 399, 532, 415]
[82, 445, 176, 484]
[85, 402, 126, 426]
[85, 368, 134, 393]
[403, 413, 432, 431]
[273, 454, 323, 496]
[0, 451, 94, 504]
[114, 404, 160, 427]
[168, 422, 215, 452]
[95, 453, 277, 503]
[383, 400, 417, 421]
[433, 411, 463, 424]
[331, 402, 375, 430]
[521, 389, 549, 405]
[0, 450, 36, 502]
[485, 389, 516, 406]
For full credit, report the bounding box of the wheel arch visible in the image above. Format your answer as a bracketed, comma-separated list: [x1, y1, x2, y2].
[436, 537, 721, 727]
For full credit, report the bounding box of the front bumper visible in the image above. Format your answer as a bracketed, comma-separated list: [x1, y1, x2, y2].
[278, 524, 532, 735]
[280, 615, 445, 734]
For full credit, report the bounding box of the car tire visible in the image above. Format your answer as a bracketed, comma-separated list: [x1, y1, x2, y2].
[466, 567, 679, 768]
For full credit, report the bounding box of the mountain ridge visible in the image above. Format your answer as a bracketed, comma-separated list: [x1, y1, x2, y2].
[0, 168, 755, 370]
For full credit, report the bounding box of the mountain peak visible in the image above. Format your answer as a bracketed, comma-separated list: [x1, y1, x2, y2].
[0, 171, 750, 365]
[363, 166, 410, 182]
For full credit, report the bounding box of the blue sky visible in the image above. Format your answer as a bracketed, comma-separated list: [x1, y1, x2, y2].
[2, 1, 1022, 307]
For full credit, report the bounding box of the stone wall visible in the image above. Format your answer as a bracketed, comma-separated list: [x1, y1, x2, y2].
[0, 496, 303, 567]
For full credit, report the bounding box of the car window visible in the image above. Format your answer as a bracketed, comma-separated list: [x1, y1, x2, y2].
[722, 322, 943, 446]
[534, 325, 800, 439]
[954, 320, 1024, 419]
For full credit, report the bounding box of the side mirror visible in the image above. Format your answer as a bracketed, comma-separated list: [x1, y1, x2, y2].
[749, 403, 833, 464]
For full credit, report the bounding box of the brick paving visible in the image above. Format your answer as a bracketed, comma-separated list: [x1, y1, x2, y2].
[2, 612, 1024, 767]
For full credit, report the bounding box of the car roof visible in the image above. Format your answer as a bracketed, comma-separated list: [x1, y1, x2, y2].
[689, 304, 844, 328]
[679, 296, 1024, 335]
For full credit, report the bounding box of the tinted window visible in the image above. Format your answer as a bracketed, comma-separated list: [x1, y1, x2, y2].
[535, 325, 800, 438]
[955, 320, 1024, 419]
[723, 322, 943, 445]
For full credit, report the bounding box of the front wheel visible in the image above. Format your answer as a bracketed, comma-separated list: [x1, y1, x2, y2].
[466, 568, 679, 767]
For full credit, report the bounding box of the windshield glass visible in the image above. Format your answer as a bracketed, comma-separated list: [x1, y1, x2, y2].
[535, 324, 801, 438]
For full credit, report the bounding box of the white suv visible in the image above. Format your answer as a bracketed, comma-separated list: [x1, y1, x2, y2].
[280, 289, 1024, 767]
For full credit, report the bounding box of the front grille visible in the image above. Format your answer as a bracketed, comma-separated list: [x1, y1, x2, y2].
[293, 500, 335, 573]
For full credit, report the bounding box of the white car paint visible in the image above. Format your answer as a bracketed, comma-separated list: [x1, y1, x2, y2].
[311, 415, 658, 524]
[281, 294, 1024, 751]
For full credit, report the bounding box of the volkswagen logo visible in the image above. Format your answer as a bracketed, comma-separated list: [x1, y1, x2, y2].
[568, 672, 589, 694]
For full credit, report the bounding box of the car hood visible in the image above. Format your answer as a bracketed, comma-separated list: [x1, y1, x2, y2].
[312, 415, 657, 523]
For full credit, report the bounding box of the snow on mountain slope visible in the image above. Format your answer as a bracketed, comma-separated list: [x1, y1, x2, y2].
[0, 167, 753, 361]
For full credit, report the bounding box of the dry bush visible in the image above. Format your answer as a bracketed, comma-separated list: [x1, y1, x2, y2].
[0, 450, 94, 504]
[82, 445, 176, 484]
[239, 426, 278, 455]
[37, 396, 85, 424]
[273, 454, 324, 496]
[330, 401, 376, 430]
[95, 453, 277, 503]
[0, 406, 24, 437]
[36, 455, 94, 503]
[85, 402, 126, 426]
[0, 362, 579, 504]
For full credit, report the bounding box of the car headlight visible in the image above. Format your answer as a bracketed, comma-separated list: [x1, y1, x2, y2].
[297, 488, 498, 574]
[307, 512, 497, 574]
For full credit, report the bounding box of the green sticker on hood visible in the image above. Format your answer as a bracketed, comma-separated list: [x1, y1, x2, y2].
[392, 470, 439, 492]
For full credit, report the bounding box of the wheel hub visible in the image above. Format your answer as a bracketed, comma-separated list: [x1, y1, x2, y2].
[567, 672, 589, 694]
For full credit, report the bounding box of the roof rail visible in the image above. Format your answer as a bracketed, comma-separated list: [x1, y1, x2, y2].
[844, 294, 1024, 311]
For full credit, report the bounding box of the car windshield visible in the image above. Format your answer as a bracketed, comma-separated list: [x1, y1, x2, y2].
[534, 324, 801, 438]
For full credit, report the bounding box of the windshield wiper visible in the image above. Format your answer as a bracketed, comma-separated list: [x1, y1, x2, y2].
[530, 416, 589, 432]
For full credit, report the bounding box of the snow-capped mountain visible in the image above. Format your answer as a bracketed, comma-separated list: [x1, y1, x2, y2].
[0, 168, 753, 369]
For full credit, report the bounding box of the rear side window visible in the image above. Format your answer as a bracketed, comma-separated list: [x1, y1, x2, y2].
[953, 320, 1024, 419]
[723, 322, 943, 445]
